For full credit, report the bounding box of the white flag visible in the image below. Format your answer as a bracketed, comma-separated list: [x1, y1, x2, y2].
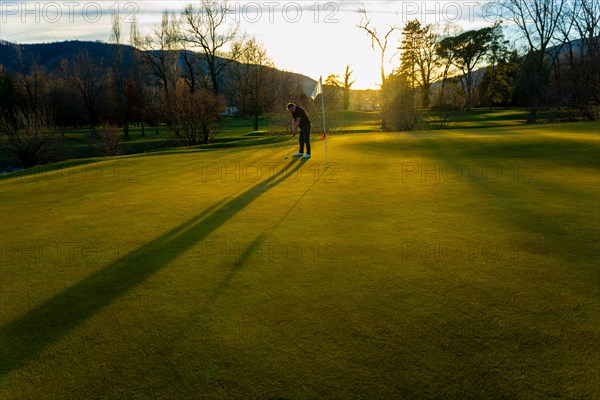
[311, 77, 323, 100]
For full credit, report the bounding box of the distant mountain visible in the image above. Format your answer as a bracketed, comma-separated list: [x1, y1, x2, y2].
[0, 40, 317, 96]
[429, 37, 591, 90]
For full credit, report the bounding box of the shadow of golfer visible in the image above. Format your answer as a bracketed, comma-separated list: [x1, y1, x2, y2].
[0, 158, 307, 378]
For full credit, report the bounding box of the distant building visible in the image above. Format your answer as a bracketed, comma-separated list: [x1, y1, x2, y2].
[220, 106, 238, 117]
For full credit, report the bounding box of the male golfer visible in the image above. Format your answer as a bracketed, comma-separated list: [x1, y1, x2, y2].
[287, 103, 311, 159]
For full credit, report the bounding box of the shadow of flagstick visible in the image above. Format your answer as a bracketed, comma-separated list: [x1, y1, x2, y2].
[0, 158, 307, 378]
[202, 176, 319, 309]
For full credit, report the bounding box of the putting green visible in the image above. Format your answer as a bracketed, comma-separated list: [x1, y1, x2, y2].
[1, 122, 599, 398]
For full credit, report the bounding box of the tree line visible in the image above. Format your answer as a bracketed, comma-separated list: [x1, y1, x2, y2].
[1, 0, 598, 168]
[0, 0, 313, 168]
[356, 0, 599, 130]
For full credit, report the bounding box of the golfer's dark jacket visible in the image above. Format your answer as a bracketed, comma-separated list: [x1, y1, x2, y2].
[292, 106, 311, 128]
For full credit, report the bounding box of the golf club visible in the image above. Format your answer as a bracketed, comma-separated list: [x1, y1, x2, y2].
[284, 132, 295, 159]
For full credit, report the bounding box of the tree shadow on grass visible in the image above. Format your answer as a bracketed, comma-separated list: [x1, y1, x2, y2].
[408, 135, 600, 266]
[348, 133, 600, 170]
[0, 158, 307, 378]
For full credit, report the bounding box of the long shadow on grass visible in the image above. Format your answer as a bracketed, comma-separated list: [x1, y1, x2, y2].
[138, 178, 319, 359]
[402, 133, 599, 265]
[0, 158, 307, 378]
[351, 132, 599, 170]
[202, 177, 318, 309]
[345, 132, 598, 265]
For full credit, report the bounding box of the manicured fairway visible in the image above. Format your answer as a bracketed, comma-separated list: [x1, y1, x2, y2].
[1, 122, 599, 398]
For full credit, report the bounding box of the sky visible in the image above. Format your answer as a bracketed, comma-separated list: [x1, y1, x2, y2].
[0, 0, 502, 89]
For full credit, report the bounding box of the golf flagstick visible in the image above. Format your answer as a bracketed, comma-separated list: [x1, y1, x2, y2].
[319, 76, 329, 169]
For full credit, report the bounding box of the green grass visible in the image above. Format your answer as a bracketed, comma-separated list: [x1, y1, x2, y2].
[332, 110, 382, 133]
[0, 121, 599, 398]
[421, 107, 530, 129]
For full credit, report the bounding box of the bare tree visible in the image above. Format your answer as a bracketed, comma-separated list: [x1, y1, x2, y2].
[180, 42, 204, 94]
[182, 0, 241, 95]
[169, 81, 225, 145]
[90, 125, 122, 156]
[560, 0, 600, 119]
[265, 68, 298, 122]
[61, 50, 108, 135]
[230, 38, 273, 131]
[45, 70, 72, 136]
[129, 18, 147, 136]
[13, 45, 46, 112]
[132, 10, 180, 101]
[498, 0, 570, 122]
[573, 0, 600, 62]
[342, 66, 356, 111]
[0, 108, 59, 168]
[0, 65, 22, 113]
[357, 9, 399, 130]
[110, 12, 130, 139]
